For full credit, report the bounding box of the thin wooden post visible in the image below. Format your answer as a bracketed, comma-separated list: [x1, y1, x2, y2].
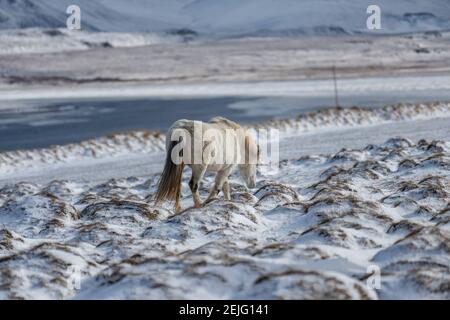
[332, 66, 339, 108]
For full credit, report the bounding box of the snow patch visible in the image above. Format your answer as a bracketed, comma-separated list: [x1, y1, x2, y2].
[256, 102, 450, 133]
[0, 131, 165, 174]
[0, 28, 182, 55]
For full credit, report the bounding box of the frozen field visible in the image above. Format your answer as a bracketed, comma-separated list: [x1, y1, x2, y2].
[1, 31, 450, 87]
[0, 101, 449, 299]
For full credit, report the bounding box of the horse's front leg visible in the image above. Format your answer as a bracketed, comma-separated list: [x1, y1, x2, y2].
[206, 167, 233, 203]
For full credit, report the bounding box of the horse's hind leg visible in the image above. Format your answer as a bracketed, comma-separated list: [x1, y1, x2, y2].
[189, 165, 206, 208]
[223, 179, 231, 201]
[175, 198, 182, 214]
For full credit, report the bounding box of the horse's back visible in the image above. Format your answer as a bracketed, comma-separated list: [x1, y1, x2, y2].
[166, 117, 243, 171]
[208, 117, 241, 130]
[170, 119, 195, 133]
[168, 117, 240, 138]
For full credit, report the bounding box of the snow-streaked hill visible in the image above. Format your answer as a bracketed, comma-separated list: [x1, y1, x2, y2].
[1, 0, 450, 35]
[0, 101, 449, 299]
[1, 135, 449, 299]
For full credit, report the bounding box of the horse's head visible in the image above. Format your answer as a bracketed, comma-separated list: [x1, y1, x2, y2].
[239, 134, 260, 189]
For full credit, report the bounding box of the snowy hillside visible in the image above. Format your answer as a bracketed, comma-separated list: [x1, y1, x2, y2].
[1, 136, 449, 299]
[0, 100, 449, 299]
[1, 0, 450, 35]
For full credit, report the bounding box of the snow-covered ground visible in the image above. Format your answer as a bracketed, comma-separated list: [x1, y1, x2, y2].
[0, 102, 449, 299]
[2, 75, 450, 102]
[1, 0, 449, 300]
[0, 136, 448, 299]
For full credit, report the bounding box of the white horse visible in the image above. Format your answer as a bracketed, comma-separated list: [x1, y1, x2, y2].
[155, 117, 259, 213]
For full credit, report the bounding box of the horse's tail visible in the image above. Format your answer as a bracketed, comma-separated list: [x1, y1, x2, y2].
[155, 140, 185, 205]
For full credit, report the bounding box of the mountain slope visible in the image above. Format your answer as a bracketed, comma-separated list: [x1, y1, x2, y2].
[0, 0, 450, 35]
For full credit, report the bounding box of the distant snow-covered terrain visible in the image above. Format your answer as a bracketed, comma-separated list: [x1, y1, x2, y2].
[0, 28, 182, 55]
[1, 31, 449, 88]
[1, 0, 450, 35]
